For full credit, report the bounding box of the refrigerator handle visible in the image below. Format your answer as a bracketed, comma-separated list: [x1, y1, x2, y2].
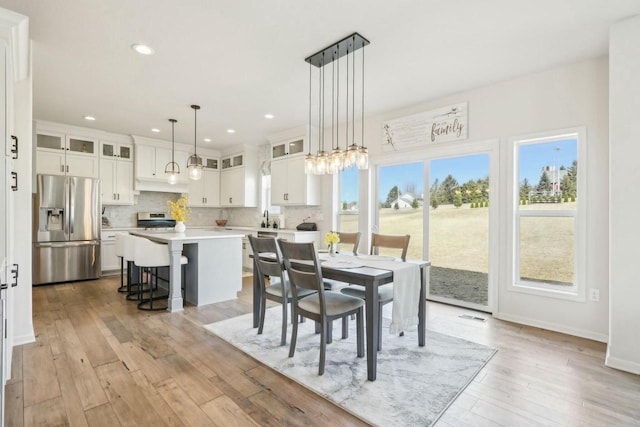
[69, 178, 75, 235]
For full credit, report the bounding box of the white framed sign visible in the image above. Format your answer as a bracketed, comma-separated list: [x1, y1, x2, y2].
[382, 102, 468, 151]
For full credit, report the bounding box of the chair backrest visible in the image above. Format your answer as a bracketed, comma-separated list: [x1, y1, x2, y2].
[115, 233, 127, 258]
[122, 234, 136, 262]
[370, 233, 410, 261]
[248, 235, 287, 290]
[131, 235, 170, 267]
[277, 239, 325, 307]
[337, 231, 361, 255]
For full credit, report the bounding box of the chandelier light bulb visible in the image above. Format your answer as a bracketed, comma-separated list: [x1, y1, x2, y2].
[305, 154, 316, 174]
[315, 151, 329, 175]
[188, 165, 203, 180]
[357, 146, 369, 170]
[167, 172, 179, 184]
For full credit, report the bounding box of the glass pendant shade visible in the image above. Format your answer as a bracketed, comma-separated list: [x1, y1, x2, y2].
[305, 154, 316, 174]
[315, 151, 329, 175]
[346, 143, 359, 166]
[330, 148, 343, 173]
[187, 154, 203, 180]
[165, 118, 180, 184]
[356, 146, 368, 170]
[188, 104, 204, 181]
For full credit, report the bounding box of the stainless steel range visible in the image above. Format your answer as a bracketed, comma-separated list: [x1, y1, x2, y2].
[137, 212, 176, 230]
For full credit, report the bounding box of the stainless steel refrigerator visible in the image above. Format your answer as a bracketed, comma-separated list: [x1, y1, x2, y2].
[32, 174, 101, 285]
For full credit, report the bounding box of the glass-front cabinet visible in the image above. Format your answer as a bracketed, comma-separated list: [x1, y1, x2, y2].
[221, 154, 244, 169]
[101, 141, 132, 160]
[35, 129, 99, 178]
[272, 138, 304, 159]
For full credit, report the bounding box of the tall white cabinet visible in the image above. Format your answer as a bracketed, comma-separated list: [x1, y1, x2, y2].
[0, 8, 32, 426]
[220, 148, 258, 207]
[269, 135, 320, 206]
[188, 156, 220, 207]
[100, 139, 134, 205]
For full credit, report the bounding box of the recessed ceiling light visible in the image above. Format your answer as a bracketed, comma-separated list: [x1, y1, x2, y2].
[131, 43, 155, 55]
[227, 129, 236, 134]
[264, 114, 275, 119]
[203, 138, 212, 142]
[83, 115, 96, 121]
[151, 128, 160, 133]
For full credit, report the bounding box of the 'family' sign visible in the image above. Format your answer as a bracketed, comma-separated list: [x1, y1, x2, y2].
[382, 102, 468, 151]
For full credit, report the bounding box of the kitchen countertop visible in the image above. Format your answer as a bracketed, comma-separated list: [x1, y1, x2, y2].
[103, 225, 317, 234]
[130, 229, 245, 242]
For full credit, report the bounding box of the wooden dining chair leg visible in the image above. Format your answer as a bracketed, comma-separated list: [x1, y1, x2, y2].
[356, 308, 364, 357]
[280, 297, 288, 346]
[258, 295, 267, 335]
[289, 312, 299, 358]
[319, 318, 327, 376]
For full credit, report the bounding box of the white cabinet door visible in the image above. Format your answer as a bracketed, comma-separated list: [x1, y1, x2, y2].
[115, 161, 134, 204]
[101, 241, 119, 272]
[188, 177, 206, 207]
[285, 157, 307, 205]
[203, 170, 220, 206]
[154, 147, 172, 179]
[221, 167, 243, 206]
[100, 158, 116, 203]
[66, 153, 98, 178]
[36, 150, 65, 176]
[270, 158, 288, 205]
[136, 144, 156, 179]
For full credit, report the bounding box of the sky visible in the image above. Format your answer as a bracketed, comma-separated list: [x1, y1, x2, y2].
[339, 138, 577, 204]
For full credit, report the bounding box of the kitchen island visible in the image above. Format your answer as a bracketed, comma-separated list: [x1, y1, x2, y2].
[130, 229, 244, 312]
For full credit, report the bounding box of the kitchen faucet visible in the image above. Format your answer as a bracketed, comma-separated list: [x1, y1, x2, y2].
[263, 210, 269, 228]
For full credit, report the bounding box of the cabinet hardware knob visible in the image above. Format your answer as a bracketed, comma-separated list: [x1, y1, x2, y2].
[10, 135, 18, 159]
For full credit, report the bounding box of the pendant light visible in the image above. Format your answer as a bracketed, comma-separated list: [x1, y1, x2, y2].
[187, 104, 203, 180]
[165, 118, 180, 184]
[304, 33, 369, 175]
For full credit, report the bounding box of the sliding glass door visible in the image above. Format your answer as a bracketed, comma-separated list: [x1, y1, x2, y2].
[427, 153, 492, 311]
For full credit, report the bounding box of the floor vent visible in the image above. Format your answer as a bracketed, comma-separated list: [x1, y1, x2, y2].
[459, 314, 487, 322]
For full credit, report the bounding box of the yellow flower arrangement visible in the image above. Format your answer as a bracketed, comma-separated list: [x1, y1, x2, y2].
[324, 231, 340, 247]
[167, 196, 191, 222]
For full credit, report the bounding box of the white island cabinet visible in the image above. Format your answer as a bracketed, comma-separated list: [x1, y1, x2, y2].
[130, 229, 243, 311]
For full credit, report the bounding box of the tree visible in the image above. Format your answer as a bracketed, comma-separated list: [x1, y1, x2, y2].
[342, 201, 348, 211]
[520, 178, 532, 199]
[430, 195, 438, 209]
[454, 192, 462, 208]
[393, 202, 399, 210]
[404, 182, 417, 196]
[538, 171, 551, 192]
[411, 197, 419, 209]
[385, 185, 399, 208]
[440, 174, 459, 204]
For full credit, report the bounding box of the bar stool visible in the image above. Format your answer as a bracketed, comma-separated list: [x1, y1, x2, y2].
[131, 235, 188, 311]
[123, 234, 143, 301]
[115, 233, 128, 293]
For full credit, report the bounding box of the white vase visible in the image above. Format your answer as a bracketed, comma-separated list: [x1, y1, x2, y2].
[175, 221, 186, 233]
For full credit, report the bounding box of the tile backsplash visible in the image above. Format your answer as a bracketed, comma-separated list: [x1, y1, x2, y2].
[104, 191, 322, 230]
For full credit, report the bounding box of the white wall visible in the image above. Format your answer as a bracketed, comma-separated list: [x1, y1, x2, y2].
[607, 15, 640, 374]
[344, 57, 610, 341]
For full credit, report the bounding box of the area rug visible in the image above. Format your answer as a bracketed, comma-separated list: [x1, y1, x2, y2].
[204, 307, 496, 426]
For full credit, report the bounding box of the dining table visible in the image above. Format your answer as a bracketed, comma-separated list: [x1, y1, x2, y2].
[252, 252, 430, 381]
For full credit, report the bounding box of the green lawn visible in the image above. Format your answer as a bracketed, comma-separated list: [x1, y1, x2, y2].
[340, 202, 575, 284]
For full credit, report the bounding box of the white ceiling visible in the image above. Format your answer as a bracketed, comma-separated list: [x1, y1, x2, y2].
[1, 0, 639, 150]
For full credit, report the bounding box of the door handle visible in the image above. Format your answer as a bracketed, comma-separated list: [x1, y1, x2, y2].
[117, 193, 120, 200]
[11, 264, 18, 287]
[11, 172, 17, 191]
[10, 135, 18, 159]
[66, 165, 69, 173]
[69, 178, 75, 234]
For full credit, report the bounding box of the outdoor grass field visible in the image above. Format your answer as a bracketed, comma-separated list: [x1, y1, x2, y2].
[340, 202, 575, 290]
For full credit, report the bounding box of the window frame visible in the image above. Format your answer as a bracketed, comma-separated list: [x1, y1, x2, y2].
[510, 127, 587, 302]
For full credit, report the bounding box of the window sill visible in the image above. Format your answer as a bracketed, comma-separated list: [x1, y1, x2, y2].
[510, 280, 585, 302]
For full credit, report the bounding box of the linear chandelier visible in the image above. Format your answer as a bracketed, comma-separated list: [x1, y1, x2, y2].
[304, 33, 369, 175]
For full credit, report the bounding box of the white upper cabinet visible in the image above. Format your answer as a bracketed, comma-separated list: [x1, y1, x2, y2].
[100, 140, 134, 205]
[133, 136, 193, 193]
[220, 148, 257, 207]
[188, 156, 220, 207]
[35, 128, 99, 178]
[269, 135, 319, 206]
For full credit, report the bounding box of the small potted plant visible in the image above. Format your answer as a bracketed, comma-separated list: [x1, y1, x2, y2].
[167, 196, 191, 233]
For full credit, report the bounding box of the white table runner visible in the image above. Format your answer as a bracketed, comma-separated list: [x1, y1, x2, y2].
[322, 254, 422, 334]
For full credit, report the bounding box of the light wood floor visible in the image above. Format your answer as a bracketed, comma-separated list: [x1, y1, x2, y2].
[6, 276, 640, 426]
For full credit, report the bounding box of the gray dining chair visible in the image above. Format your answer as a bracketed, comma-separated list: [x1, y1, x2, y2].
[323, 231, 361, 292]
[278, 239, 364, 375]
[340, 233, 410, 350]
[249, 235, 315, 346]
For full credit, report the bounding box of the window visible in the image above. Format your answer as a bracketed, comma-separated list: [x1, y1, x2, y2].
[339, 167, 359, 233]
[261, 175, 280, 214]
[513, 130, 583, 298]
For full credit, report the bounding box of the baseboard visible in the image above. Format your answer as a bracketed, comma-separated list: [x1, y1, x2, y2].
[605, 351, 640, 375]
[13, 331, 36, 346]
[494, 311, 608, 343]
